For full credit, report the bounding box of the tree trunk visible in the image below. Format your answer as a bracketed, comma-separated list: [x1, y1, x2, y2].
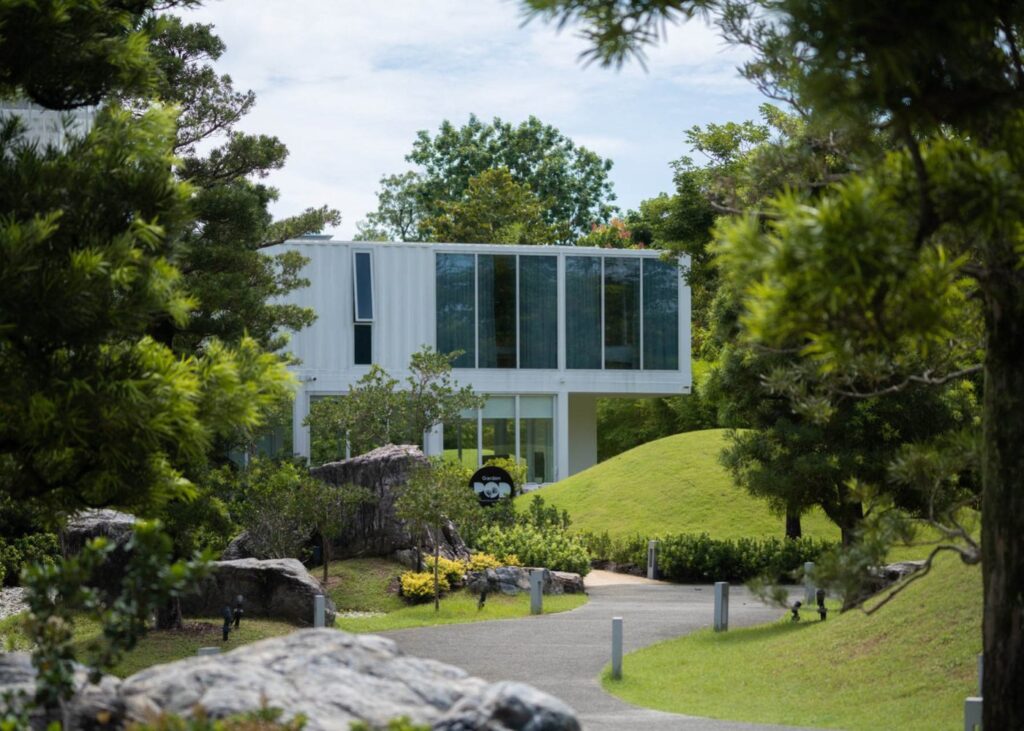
[156, 597, 183, 630]
[981, 265, 1024, 729]
[433, 526, 441, 614]
[785, 511, 802, 539]
[321, 536, 330, 585]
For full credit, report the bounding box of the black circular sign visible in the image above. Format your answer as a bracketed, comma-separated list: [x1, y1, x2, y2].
[469, 465, 514, 506]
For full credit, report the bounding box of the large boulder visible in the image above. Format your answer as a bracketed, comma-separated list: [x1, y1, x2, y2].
[61, 510, 137, 597]
[310, 443, 470, 561]
[465, 567, 584, 596]
[0, 652, 122, 730]
[180, 558, 336, 626]
[1, 629, 581, 730]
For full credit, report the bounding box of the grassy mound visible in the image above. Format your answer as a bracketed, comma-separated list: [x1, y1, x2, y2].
[603, 553, 981, 730]
[525, 429, 839, 540]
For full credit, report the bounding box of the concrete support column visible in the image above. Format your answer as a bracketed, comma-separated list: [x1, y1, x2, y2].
[293, 388, 310, 459]
[556, 391, 570, 482]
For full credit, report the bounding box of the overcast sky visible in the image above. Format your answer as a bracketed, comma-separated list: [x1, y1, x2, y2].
[182, 1, 767, 240]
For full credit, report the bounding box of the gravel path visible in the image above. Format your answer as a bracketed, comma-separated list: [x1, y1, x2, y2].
[379, 576, 823, 731]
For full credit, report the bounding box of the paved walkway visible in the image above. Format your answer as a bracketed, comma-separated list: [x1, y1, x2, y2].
[381, 573, 822, 731]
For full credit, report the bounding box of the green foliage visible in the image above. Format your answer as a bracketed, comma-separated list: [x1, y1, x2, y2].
[358, 114, 616, 243]
[20, 521, 210, 710]
[349, 718, 430, 731]
[421, 167, 562, 244]
[307, 347, 483, 463]
[129, 705, 306, 730]
[474, 524, 591, 576]
[399, 571, 450, 603]
[522, 495, 570, 531]
[423, 556, 466, 587]
[0, 533, 60, 587]
[579, 530, 832, 583]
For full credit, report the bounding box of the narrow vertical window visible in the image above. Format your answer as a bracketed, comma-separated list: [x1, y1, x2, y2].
[353, 251, 374, 321]
[436, 253, 476, 367]
[565, 256, 602, 369]
[354, 323, 372, 365]
[642, 258, 679, 370]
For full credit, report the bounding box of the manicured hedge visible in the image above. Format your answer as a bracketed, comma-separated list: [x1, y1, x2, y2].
[580, 530, 835, 584]
[474, 524, 591, 576]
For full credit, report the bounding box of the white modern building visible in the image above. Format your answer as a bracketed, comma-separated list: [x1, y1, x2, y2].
[269, 238, 691, 483]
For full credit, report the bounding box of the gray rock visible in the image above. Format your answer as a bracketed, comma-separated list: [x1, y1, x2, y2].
[465, 567, 582, 596]
[2, 630, 580, 731]
[550, 571, 585, 595]
[220, 531, 255, 561]
[0, 652, 122, 730]
[61, 509, 137, 598]
[180, 558, 336, 626]
[311, 443, 470, 561]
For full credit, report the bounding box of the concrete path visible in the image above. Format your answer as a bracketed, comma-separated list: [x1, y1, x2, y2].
[380, 574, 823, 731]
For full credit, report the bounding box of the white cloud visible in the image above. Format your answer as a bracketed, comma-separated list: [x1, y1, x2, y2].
[182, 0, 765, 238]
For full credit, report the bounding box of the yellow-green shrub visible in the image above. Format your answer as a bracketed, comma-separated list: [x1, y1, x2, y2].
[399, 571, 450, 603]
[466, 552, 502, 571]
[423, 556, 466, 586]
[501, 553, 522, 567]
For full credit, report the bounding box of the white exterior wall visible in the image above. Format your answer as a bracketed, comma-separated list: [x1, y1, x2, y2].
[269, 239, 692, 479]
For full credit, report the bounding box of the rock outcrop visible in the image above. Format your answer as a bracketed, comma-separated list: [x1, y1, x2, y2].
[465, 567, 584, 596]
[179, 558, 336, 626]
[311, 443, 470, 561]
[61, 510, 137, 597]
[1, 629, 581, 731]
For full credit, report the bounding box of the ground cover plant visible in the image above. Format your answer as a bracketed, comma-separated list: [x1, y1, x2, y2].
[602, 553, 979, 730]
[525, 430, 838, 540]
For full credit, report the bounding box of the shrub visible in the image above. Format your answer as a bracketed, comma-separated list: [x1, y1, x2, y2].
[578, 531, 647, 566]
[0, 533, 60, 587]
[423, 556, 465, 586]
[399, 571, 450, 603]
[501, 553, 522, 567]
[656, 533, 835, 583]
[475, 524, 590, 576]
[466, 552, 503, 571]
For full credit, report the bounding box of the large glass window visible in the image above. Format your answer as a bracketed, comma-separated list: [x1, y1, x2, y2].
[519, 396, 554, 483]
[478, 255, 517, 368]
[436, 253, 476, 368]
[519, 255, 557, 369]
[643, 259, 679, 370]
[481, 396, 515, 463]
[443, 408, 479, 470]
[354, 323, 372, 365]
[604, 257, 640, 369]
[566, 256, 602, 369]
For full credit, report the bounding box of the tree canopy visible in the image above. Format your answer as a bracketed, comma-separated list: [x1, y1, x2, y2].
[357, 114, 616, 244]
[524, 0, 1024, 724]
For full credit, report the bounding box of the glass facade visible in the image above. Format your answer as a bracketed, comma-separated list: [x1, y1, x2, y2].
[353, 251, 374, 321]
[446, 394, 555, 484]
[435, 251, 680, 371]
[604, 257, 641, 369]
[478, 255, 517, 368]
[519, 255, 558, 369]
[436, 253, 476, 368]
[565, 256, 602, 369]
[519, 395, 554, 483]
[643, 258, 680, 370]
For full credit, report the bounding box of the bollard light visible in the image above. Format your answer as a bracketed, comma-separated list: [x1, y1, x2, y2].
[647, 540, 660, 580]
[611, 616, 623, 680]
[803, 561, 816, 605]
[714, 581, 729, 632]
[529, 570, 544, 615]
[314, 594, 325, 628]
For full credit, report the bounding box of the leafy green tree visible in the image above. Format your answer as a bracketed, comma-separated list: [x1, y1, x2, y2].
[358, 114, 616, 243]
[421, 167, 562, 245]
[143, 16, 340, 355]
[306, 347, 483, 463]
[523, 0, 1024, 722]
[395, 459, 478, 612]
[294, 479, 373, 584]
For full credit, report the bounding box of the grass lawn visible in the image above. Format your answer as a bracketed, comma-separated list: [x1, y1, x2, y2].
[336, 590, 587, 632]
[0, 612, 299, 678]
[602, 553, 980, 731]
[523, 429, 839, 540]
[327, 557, 587, 632]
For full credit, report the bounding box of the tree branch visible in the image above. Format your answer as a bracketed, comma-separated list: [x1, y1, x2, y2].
[836, 365, 982, 398]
